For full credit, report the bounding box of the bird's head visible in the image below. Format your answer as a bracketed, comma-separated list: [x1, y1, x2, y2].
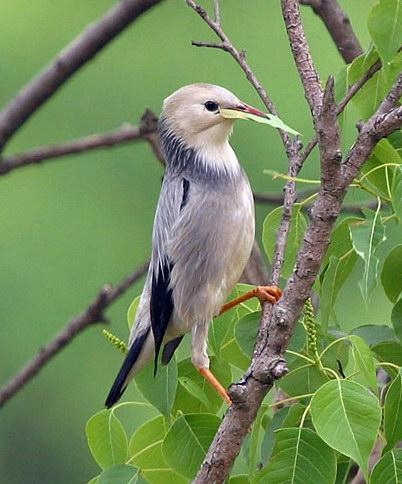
[160, 83, 267, 151]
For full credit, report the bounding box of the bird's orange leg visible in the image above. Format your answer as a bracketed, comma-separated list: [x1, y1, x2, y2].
[198, 367, 232, 405]
[219, 285, 282, 315]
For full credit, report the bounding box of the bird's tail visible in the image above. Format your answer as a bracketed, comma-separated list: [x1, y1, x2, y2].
[105, 328, 151, 408]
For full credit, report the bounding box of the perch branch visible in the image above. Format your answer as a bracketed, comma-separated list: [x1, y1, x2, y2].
[0, 261, 149, 407]
[194, 2, 402, 482]
[0, 0, 164, 152]
[300, 0, 363, 63]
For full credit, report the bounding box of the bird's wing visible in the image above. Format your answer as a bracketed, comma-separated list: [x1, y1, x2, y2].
[150, 175, 189, 372]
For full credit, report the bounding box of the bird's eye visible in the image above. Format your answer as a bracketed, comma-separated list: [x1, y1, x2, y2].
[204, 101, 219, 112]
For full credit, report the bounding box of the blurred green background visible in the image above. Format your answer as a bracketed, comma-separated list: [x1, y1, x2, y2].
[1, 1, 394, 482]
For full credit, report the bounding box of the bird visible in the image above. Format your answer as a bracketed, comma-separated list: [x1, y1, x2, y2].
[105, 83, 282, 408]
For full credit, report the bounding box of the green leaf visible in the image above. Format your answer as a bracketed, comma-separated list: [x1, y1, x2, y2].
[322, 217, 362, 266]
[229, 476, 251, 484]
[219, 108, 300, 135]
[244, 405, 267, 476]
[391, 166, 402, 220]
[235, 312, 305, 361]
[310, 380, 381, 479]
[162, 413, 221, 479]
[361, 139, 401, 197]
[348, 335, 377, 387]
[261, 405, 306, 465]
[135, 357, 177, 416]
[129, 416, 187, 484]
[278, 364, 328, 397]
[349, 207, 386, 301]
[320, 336, 350, 373]
[262, 204, 307, 278]
[234, 311, 260, 357]
[97, 465, 139, 484]
[129, 415, 167, 469]
[87, 477, 99, 484]
[351, 324, 397, 346]
[334, 64, 348, 128]
[368, 0, 402, 63]
[172, 357, 231, 414]
[371, 448, 402, 484]
[372, 341, 402, 366]
[320, 253, 358, 328]
[178, 377, 209, 408]
[384, 369, 402, 451]
[210, 283, 259, 360]
[392, 299, 402, 342]
[255, 428, 336, 484]
[86, 410, 128, 470]
[127, 296, 141, 330]
[382, 245, 402, 304]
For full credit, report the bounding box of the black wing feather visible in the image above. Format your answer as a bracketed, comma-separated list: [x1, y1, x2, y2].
[162, 336, 184, 365]
[150, 177, 189, 374]
[105, 328, 150, 408]
[150, 260, 174, 375]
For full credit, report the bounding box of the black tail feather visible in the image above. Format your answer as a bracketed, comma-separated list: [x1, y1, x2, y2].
[105, 328, 150, 408]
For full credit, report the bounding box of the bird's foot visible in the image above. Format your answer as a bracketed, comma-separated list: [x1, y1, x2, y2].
[219, 285, 282, 315]
[253, 285, 282, 305]
[198, 367, 232, 406]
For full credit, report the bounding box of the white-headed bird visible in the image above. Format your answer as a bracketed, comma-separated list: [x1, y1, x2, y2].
[105, 84, 281, 408]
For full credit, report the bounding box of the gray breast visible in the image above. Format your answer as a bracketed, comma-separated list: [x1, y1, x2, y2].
[169, 169, 255, 330]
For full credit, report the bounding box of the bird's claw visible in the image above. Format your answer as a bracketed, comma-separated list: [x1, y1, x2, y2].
[254, 285, 282, 305]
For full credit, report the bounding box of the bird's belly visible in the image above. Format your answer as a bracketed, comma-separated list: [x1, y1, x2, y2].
[170, 180, 254, 330]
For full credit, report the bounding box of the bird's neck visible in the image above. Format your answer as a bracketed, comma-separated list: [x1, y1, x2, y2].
[158, 119, 240, 178]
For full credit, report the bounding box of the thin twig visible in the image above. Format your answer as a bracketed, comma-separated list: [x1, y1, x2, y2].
[300, 0, 363, 63]
[0, 261, 149, 407]
[299, 58, 382, 163]
[0, 0, 164, 152]
[186, 0, 294, 157]
[0, 110, 161, 176]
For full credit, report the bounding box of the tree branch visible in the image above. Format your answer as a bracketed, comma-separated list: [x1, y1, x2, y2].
[186, 0, 294, 157]
[194, 3, 402, 482]
[281, 0, 323, 119]
[0, 261, 149, 407]
[300, 0, 363, 63]
[0, 110, 161, 176]
[0, 0, 164, 152]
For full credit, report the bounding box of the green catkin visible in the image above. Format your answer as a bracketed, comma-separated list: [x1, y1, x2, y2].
[303, 298, 319, 361]
[102, 329, 127, 354]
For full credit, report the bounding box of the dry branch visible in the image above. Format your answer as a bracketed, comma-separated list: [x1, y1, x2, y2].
[0, 110, 160, 176]
[0, 0, 164, 152]
[300, 0, 363, 63]
[0, 262, 149, 407]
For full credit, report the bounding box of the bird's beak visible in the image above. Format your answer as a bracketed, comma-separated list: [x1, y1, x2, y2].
[220, 103, 268, 123]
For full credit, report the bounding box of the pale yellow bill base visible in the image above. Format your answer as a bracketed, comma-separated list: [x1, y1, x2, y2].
[220, 108, 300, 136]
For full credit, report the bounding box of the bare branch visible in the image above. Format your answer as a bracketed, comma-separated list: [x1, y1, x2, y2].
[377, 72, 402, 115]
[0, 261, 149, 407]
[300, 0, 363, 63]
[0, 110, 161, 176]
[186, 0, 295, 156]
[0, 0, 164, 152]
[299, 57, 381, 165]
[281, 0, 323, 118]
